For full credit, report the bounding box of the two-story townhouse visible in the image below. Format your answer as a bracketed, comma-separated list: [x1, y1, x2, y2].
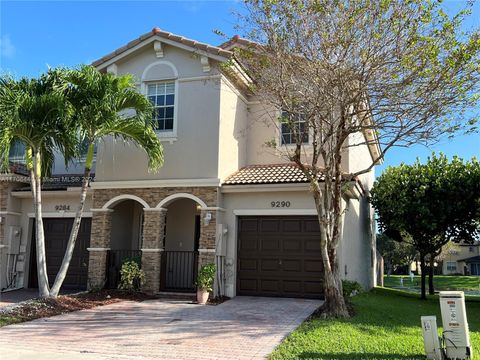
[0, 27, 379, 299]
[441, 241, 480, 276]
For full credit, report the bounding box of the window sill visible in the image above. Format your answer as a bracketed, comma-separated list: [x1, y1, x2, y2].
[155, 133, 177, 144]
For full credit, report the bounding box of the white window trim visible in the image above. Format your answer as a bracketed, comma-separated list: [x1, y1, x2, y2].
[142, 79, 179, 143]
[276, 110, 313, 150]
[446, 261, 457, 271]
[141, 60, 179, 142]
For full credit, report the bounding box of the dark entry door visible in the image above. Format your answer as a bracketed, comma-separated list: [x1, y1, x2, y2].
[237, 216, 324, 299]
[29, 218, 91, 290]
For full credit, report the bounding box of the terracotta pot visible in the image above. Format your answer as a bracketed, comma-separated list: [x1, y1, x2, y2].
[197, 289, 209, 304]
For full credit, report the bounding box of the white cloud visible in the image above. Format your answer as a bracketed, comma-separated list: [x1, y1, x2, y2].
[0, 35, 15, 59]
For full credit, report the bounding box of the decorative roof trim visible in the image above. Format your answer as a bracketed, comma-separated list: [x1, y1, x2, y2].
[92, 27, 232, 69]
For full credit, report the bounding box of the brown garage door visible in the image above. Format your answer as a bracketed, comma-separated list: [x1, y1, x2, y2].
[237, 216, 323, 299]
[29, 218, 91, 290]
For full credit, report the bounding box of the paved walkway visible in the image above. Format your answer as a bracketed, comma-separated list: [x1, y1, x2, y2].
[0, 296, 321, 360]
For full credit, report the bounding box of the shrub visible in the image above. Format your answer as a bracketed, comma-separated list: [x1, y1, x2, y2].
[119, 260, 145, 292]
[342, 280, 363, 297]
[196, 263, 216, 292]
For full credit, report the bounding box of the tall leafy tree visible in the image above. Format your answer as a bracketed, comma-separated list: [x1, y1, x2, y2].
[233, 0, 480, 317]
[376, 233, 416, 275]
[49, 65, 164, 296]
[370, 154, 480, 299]
[0, 71, 76, 297]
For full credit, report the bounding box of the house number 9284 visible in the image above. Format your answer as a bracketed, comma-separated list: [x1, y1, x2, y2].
[271, 201, 291, 208]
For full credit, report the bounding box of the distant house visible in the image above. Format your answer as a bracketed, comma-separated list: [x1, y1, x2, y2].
[0, 27, 380, 299]
[441, 241, 480, 275]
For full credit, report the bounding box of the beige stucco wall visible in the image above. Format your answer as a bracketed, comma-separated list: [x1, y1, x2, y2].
[110, 200, 143, 250]
[217, 77, 248, 180]
[95, 43, 224, 182]
[339, 197, 375, 289]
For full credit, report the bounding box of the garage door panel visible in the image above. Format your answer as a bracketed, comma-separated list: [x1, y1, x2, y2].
[239, 258, 257, 271]
[240, 219, 258, 232]
[283, 280, 302, 293]
[237, 216, 323, 299]
[30, 218, 91, 290]
[305, 281, 323, 294]
[304, 219, 320, 232]
[260, 279, 280, 292]
[260, 259, 281, 271]
[283, 259, 301, 272]
[305, 238, 321, 252]
[283, 238, 302, 251]
[261, 237, 280, 251]
[283, 219, 302, 232]
[305, 259, 323, 273]
[239, 278, 258, 291]
[240, 236, 258, 251]
[260, 219, 280, 232]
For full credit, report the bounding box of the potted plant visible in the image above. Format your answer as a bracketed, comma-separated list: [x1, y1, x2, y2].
[195, 263, 216, 304]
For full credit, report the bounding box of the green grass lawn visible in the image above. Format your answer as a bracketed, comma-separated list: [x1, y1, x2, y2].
[269, 288, 480, 360]
[383, 275, 480, 291]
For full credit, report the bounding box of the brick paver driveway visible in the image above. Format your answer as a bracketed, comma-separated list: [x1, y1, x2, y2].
[0, 296, 321, 360]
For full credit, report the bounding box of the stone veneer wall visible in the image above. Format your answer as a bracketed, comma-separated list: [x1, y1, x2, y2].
[87, 210, 112, 289]
[89, 187, 218, 293]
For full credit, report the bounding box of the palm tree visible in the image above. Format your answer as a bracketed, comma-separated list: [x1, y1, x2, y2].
[49, 65, 164, 296]
[0, 70, 77, 297]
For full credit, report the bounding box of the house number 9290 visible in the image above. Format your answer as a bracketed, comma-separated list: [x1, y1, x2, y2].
[271, 201, 291, 208]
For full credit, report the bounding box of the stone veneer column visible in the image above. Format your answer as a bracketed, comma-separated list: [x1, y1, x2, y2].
[87, 209, 113, 290]
[141, 208, 167, 294]
[198, 209, 217, 268]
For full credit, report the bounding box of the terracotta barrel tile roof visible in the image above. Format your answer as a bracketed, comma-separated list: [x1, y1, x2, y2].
[224, 163, 320, 185]
[92, 27, 232, 67]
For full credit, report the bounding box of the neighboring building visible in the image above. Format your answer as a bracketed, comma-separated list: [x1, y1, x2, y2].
[0, 28, 380, 299]
[441, 241, 480, 276]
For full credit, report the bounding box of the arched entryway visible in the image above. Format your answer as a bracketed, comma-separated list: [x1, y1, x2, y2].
[103, 195, 148, 288]
[160, 195, 204, 292]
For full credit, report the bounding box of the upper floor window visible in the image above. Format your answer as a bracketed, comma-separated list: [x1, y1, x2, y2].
[9, 141, 26, 163]
[280, 111, 309, 145]
[148, 82, 175, 132]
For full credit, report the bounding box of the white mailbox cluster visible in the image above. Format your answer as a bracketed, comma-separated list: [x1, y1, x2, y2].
[421, 291, 473, 360]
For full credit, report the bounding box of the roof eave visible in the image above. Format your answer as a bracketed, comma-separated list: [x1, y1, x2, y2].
[93, 31, 233, 71]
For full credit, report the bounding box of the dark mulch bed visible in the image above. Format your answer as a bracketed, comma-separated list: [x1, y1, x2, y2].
[207, 295, 230, 305]
[0, 290, 157, 327]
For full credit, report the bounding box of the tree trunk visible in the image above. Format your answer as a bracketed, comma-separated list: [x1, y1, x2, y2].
[419, 253, 427, 300]
[312, 186, 349, 318]
[31, 151, 50, 297]
[50, 144, 94, 296]
[428, 255, 435, 295]
[320, 263, 349, 317]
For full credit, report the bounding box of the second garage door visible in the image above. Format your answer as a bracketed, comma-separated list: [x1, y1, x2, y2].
[237, 216, 323, 299]
[29, 218, 91, 290]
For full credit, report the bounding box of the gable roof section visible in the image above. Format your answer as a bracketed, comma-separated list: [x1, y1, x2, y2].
[92, 27, 233, 69]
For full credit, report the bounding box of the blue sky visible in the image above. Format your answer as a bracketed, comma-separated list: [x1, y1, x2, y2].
[0, 0, 478, 174]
